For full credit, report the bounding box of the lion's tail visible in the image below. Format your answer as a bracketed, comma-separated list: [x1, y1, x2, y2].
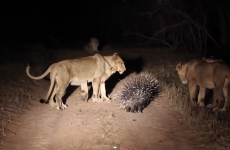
[26, 64, 51, 80]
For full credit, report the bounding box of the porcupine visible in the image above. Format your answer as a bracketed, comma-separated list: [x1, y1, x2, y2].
[116, 72, 160, 113]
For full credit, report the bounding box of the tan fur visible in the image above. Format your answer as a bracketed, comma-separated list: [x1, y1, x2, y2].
[202, 57, 223, 63]
[176, 59, 230, 112]
[83, 38, 99, 53]
[26, 53, 126, 110]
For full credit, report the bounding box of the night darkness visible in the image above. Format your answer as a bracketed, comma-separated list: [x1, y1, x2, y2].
[1, 1, 124, 46]
[1, 0, 230, 59]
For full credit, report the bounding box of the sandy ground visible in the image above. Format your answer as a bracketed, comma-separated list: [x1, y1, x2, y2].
[1, 72, 204, 150]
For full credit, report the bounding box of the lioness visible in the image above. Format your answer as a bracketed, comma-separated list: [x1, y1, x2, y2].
[202, 57, 223, 63]
[83, 38, 99, 54]
[26, 53, 126, 110]
[176, 59, 230, 111]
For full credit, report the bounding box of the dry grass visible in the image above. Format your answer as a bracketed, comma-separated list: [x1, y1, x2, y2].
[0, 64, 35, 144]
[143, 48, 230, 148]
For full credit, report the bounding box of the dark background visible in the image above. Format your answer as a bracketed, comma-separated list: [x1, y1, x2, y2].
[1, 1, 123, 46]
[0, 0, 230, 60]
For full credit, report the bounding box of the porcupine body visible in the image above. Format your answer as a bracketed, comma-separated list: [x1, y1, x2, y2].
[117, 72, 160, 113]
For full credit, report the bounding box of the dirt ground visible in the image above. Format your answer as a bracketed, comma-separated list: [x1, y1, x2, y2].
[0, 48, 221, 150]
[1, 80, 197, 150]
[2, 76, 203, 150]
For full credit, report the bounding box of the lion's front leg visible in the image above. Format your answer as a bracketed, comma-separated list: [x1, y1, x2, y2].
[92, 78, 100, 103]
[80, 82, 89, 102]
[197, 86, 205, 107]
[100, 82, 111, 103]
[188, 82, 197, 107]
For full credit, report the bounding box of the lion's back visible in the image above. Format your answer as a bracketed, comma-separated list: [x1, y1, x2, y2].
[190, 61, 230, 88]
[67, 54, 107, 81]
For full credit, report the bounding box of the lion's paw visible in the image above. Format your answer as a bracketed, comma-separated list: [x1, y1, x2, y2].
[50, 103, 56, 107]
[106, 100, 112, 103]
[56, 105, 66, 110]
[93, 98, 101, 103]
[192, 104, 197, 107]
[198, 102, 204, 107]
[62, 103, 68, 109]
[81, 94, 88, 102]
[207, 104, 213, 108]
[220, 107, 227, 112]
[191, 101, 197, 107]
[102, 97, 111, 103]
[213, 107, 219, 111]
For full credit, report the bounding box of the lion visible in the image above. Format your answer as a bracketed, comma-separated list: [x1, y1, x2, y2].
[202, 57, 223, 63]
[26, 53, 126, 110]
[176, 59, 230, 112]
[83, 38, 99, 54]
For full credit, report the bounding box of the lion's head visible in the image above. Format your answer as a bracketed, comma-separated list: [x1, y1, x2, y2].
[90, 38, 99, 52]
[111, 53, 126, 74]
[176, 63, 188, 84]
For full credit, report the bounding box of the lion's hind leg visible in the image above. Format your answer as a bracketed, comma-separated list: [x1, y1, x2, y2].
[55, 91, 66, 110]
[55, 76, 68, 110]
[80, 82, 89, 102]
[221, 78, 230, 112]
[41, 71, 56, 107]
[207, 88, 220, 110]
[55, 88, 68, 110]
[48, 83, 57, 107]
[213, 95, 224, 111]
[49, 84, 68, 109]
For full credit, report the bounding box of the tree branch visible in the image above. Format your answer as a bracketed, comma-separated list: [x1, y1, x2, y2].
[153, 20, 187, 36]
[125, 31, 173, 48]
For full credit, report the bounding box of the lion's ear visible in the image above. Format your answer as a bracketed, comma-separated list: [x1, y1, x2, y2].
[112, 53, 118, 60]
[113, 53, 118, 56]
[176, 63, 182, 71]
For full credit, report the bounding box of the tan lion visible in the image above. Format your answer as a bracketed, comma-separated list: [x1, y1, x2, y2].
[176, 59, 230, 112]
[202, 57, 223, 63]
[83, 38, 99, 54]
[26, 53, 126, 110]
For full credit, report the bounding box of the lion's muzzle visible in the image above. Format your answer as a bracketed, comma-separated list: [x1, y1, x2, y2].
[118, 70, 125, 74]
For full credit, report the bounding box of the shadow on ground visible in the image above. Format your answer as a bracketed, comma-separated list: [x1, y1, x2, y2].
[105, 56, 144, 96]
